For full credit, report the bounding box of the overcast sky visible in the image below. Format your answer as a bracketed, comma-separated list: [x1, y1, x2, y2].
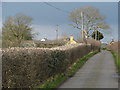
[1, 2, 118, 43]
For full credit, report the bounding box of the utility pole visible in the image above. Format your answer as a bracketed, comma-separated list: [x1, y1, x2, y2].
[97, 27, 100, 41]
[81, 11, 84, 39]
[95, 29, 97, 41]
[56, 25, 59, 40]
[94, 26, 97, 40]
[81, 11, 86, 44]
[95, 26, 99, 41]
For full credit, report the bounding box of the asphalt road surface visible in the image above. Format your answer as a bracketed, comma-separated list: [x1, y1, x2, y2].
[59, 50, 118, 88]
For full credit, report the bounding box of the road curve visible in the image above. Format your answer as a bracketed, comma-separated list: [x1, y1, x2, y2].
[59, 50, 118, 88]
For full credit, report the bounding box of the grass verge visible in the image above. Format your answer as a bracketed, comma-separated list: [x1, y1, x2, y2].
[34, 51, 99, 89]
[107, 49, 120, 74]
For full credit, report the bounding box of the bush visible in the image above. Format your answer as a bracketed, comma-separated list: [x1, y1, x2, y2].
[34, 39, 67, 48]
[107, 42, 119, 57]
[2, 43, 100, 88]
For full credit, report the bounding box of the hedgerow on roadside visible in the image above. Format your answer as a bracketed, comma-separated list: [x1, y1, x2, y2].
[2, 43, 100, 88]
[35, 51, 99, 89]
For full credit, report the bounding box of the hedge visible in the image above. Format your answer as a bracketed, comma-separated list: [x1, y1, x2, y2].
[2, 43, 100, 88]
[107, 42, 120, 73]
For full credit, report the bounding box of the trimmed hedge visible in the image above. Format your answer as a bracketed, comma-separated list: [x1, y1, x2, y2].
[38, 51, 99, 88]
[107, 42, 119, 57]
[2, 43, 100, 88]
[34, 39, 67, 48]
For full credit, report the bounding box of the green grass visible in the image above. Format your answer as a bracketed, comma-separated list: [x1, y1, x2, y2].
[33, 51, 100, 89]
[107, 49, 120, 74]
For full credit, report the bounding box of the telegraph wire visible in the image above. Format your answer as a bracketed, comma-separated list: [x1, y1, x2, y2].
[43, 2, 69, 14]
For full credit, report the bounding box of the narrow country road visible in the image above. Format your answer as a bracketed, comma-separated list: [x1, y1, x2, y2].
[59, 50, 118, 88]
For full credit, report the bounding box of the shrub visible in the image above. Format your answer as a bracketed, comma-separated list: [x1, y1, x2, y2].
[34, 39, 67, 48]
[107, 42, 119, 57]
[107, 42, 120, 73]
[2, 43, 100, 88]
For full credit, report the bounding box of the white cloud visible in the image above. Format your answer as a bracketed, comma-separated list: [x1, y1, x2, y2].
[32, 24, 81, 40]
[32, 24, 63, 40]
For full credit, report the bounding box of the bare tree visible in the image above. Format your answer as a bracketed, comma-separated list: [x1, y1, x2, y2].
[2, 13, 33, 47]
[69, 6, 109, 40]
[62, 32, 68, 38]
